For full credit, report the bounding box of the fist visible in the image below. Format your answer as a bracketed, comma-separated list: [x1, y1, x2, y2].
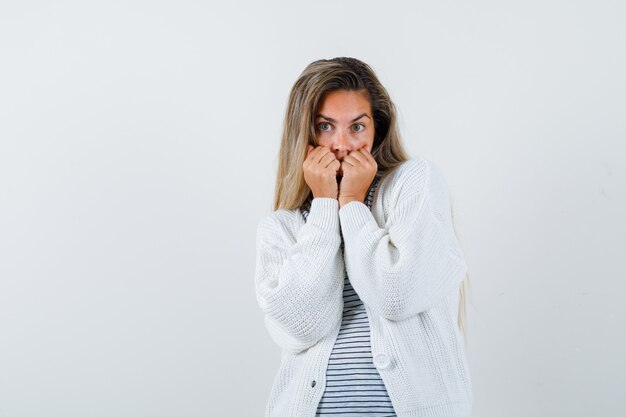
[338, 146, 377, 207]
[303, 145, 342, 199]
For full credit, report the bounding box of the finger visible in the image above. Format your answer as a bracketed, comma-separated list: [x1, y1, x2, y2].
[321, 151, 338, 168]
[308, 146, 327, 163]
[361, 146, 375, 161]
[340, 159, 356, 172]
[355, 146, 376, 167]
[342, 153, 360, 167]
[346, 149, 367, 164]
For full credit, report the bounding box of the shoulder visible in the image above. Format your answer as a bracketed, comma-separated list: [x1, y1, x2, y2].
[382, 157, 447, 198]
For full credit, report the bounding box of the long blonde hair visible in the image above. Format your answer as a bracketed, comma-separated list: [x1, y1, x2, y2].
[272, 57, 471, 342]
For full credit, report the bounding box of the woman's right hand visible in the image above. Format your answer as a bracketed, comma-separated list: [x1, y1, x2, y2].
[303, 145, 341, 199]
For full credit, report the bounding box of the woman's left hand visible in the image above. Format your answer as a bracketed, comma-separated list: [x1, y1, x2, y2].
[338, 146, 377, 208]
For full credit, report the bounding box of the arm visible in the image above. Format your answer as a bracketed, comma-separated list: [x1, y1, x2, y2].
[254, 198, 344, 353]
[338, 160, 468, 321]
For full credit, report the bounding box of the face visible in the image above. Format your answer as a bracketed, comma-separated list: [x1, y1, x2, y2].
[314, 89, 375, 163]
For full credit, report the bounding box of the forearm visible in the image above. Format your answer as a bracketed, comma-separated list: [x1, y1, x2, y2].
[255, 198, 344, 350]
[338, 164, 467, 321]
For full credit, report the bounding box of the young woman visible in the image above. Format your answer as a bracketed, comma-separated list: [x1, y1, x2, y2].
[254, 57, 473, 417]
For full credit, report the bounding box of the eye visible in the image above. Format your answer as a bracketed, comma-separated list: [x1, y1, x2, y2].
[317, 122, 332, 132]
[352, 123, 365, 132]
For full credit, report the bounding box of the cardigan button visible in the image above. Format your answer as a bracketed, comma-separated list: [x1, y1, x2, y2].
[374, 353, 391, 370]
[311, 380, 316, 388]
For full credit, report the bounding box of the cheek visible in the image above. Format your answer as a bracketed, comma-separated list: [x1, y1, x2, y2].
[316, 135, 332, 147]
[363, 133, 375, 150]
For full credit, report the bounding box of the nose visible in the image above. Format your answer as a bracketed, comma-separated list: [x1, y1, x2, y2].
[333, 130, 349, 160]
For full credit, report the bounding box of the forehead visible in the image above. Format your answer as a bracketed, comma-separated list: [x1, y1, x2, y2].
[316, 89, 372, 114]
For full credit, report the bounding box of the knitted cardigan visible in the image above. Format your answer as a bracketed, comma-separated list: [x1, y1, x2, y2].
[254, 158, 473, 417]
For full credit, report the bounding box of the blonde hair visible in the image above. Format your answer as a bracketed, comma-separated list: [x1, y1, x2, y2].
[272, 57, 471, 342]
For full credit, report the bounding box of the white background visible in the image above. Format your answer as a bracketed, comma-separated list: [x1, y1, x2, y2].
[1, 1, 624, 416]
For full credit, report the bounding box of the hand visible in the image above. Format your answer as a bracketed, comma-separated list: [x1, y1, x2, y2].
[303, 145, 341, 199]
[338, 146, 377, 208]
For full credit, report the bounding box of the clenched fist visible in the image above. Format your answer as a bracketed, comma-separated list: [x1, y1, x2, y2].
[338, 146, 378, 208]
[303, 145, 341, 199]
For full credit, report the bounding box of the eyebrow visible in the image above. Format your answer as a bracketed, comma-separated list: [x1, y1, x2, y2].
[315, 113, 371, 123]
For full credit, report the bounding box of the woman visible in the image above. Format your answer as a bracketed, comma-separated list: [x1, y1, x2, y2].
[254, 57, 473, 417]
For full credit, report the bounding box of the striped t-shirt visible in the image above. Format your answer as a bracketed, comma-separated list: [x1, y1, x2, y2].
[300, 177, 397, 417]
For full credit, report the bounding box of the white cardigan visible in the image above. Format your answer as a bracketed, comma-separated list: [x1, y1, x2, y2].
[254, 158, 473, 417]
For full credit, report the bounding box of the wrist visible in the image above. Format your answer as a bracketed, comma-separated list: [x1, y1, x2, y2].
[313, 193, 338, 199]
[338, 196, 362, 208]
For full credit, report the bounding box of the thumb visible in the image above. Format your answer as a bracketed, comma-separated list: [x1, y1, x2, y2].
[307, 144, 314, 154]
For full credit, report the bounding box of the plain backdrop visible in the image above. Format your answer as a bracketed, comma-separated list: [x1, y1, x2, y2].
[1, 1, 624, 416]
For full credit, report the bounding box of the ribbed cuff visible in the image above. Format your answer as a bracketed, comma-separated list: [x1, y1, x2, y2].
[306, 197, 340, 233]
[338, 200, 373, 238]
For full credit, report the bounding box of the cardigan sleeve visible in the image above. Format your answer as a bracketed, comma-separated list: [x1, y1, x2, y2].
[254, 198, 344, 353]
[338, 160, 468, 321]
